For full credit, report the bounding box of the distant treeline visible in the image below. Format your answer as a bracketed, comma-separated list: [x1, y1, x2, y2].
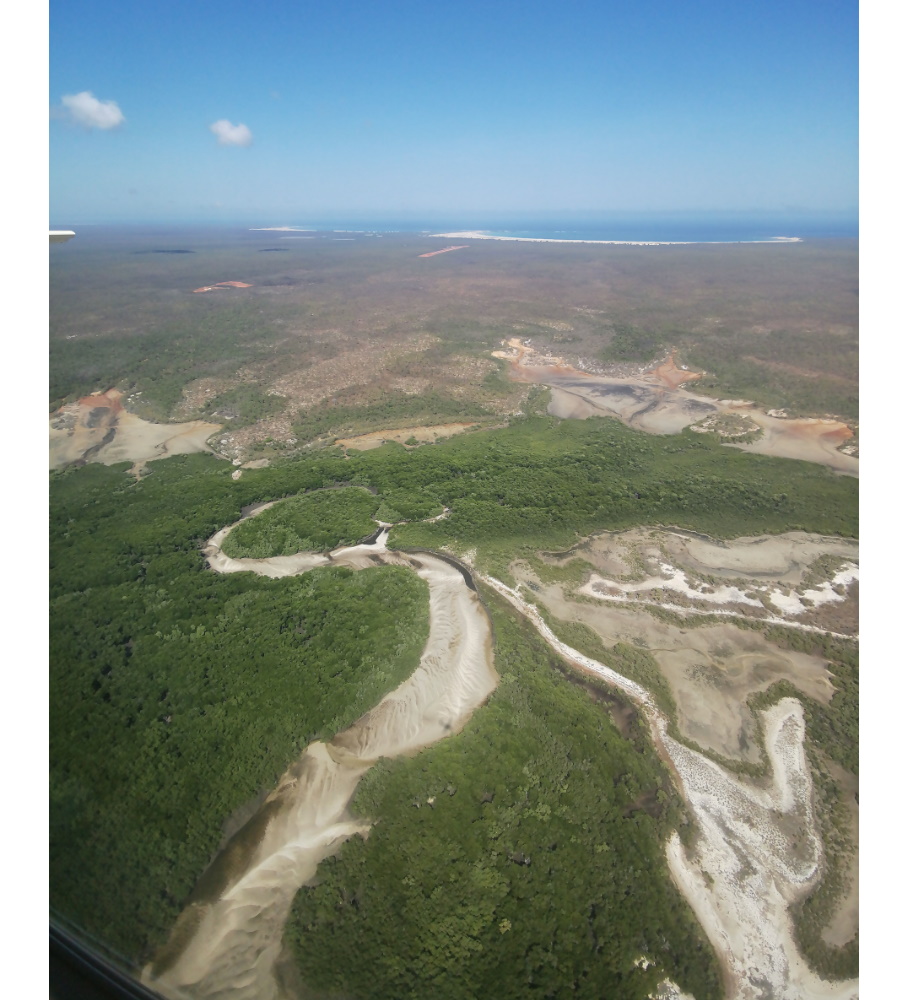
[51, 234, 858, 426]
[49, 299, 294, 416]
[683, 328, 858, 419]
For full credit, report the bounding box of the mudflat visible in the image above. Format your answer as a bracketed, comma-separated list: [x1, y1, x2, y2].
[494, 338, 858, 475]
[50, 388, 220, 471]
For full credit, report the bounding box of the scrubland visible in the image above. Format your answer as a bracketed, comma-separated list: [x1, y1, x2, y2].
[50, 230, 858, 997]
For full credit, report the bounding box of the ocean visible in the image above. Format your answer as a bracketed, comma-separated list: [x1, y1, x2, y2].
[261, 213, 858, 244]
[50, 215, 859, 246]
[470, 216, 858, 244]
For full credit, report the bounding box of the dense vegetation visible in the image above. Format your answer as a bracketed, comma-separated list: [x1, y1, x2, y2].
[600, 322, 666, 362]
[50, 458, 430, 962]
[207, 413, 855, 578]
[221, 487, 380, 557]
[50, 412, 857, 988]
[292, 389, 493, 447]
[381, 417, 857, 574]
[286, 588, 722, 1000]
[683, 328, 859, 419]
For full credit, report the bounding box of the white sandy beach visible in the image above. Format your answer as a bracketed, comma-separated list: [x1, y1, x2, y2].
[430, 230, 802, 246]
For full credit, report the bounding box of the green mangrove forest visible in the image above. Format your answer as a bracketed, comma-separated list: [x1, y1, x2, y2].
[50, 413, 858, 992]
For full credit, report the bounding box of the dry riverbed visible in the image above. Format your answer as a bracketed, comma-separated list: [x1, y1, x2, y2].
[145, 510, 858, 1000]
[144, 513, 498, 1000]
[491, 524, 858, 997]
[482, 570, 858, 1000]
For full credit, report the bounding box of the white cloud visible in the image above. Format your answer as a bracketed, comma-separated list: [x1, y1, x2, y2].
[210, 119, 253, 147]
[60, 91, 125, 129]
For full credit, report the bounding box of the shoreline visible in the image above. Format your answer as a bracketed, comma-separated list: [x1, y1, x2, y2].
[430, 230, 803, 246]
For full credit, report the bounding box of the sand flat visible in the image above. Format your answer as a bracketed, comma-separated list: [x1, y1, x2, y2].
[334, 422, 477, 450]
[49, 388, 220, 470]
[495, 338, 858, 475]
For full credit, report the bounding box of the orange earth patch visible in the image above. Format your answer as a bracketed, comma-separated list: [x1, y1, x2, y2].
[417, 246, 469, 258]
[76, 388, 125, 414]
[649, 352, 704, 388]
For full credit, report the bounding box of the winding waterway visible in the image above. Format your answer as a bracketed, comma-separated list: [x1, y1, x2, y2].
[143, 520, 497, 1000]
[483, 574, 858, 1000]
[145, 503, 858, 1000]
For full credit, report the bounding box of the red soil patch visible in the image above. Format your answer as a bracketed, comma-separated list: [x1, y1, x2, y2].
[418, 246, 469, 258]
[76, 389, 125, 414]
[507, 359, 595, 385]
[822, 425, 854, 443]
[649, 352, 704, 388]
[783, 420, 853, 443]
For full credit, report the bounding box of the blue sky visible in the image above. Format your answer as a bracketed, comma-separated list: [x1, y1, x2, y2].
[49, 0, 858, 224]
